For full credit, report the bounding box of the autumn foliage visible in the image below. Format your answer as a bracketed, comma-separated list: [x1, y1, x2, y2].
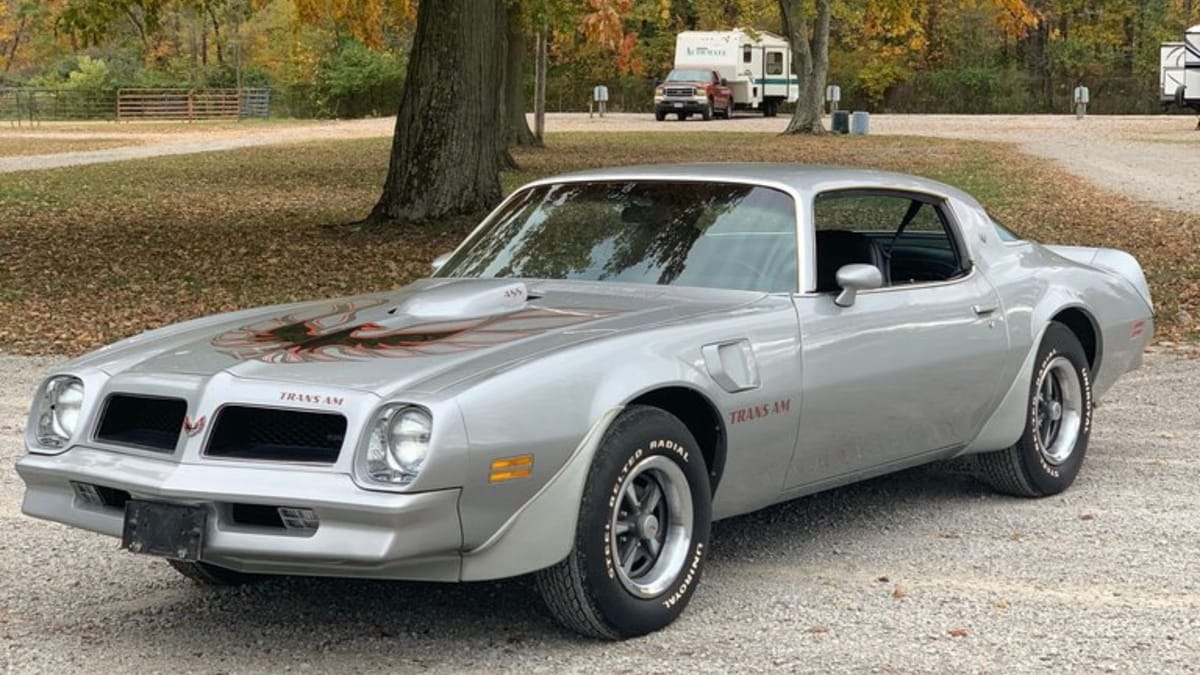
[3, 0, 1194, 114]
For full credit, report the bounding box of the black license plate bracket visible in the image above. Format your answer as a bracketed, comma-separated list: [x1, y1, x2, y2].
[122, 500, 206, 561]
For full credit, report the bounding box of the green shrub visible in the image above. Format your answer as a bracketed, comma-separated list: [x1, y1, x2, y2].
[316, 40, 405, 118]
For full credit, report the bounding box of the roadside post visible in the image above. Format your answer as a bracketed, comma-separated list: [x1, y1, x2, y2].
[1073, 85, 1090, 120]
[825, 84, 841, 116]
[590, 85, 609, 118]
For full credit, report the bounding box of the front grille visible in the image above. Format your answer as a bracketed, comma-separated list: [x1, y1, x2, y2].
[205, 406, 346, 464]
[95, 394, 187, 453]
[665, 86, 695, 97]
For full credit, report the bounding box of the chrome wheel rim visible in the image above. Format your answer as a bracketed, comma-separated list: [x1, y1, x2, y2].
[609, 455, 693, 599]
[1035, 356, 1083, 466]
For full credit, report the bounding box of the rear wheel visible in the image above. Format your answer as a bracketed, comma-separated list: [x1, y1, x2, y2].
[169, 560, 263, 586]
[536, 405, 712, 639]
[976, 322, 1093, 497]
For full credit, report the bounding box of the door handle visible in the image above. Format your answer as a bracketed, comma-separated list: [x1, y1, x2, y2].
[972, 303, 999, 316]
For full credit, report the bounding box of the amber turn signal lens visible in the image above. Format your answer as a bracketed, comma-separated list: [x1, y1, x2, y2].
[489, 455, 533, 482]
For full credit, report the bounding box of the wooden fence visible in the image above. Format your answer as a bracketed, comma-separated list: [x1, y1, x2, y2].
[117, 88, 271, 121]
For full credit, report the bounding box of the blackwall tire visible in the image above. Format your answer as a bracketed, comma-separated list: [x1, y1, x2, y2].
[655, 110, 666, 121]
[536, 405, 712, 639]
[169, 560, 264, 586]
[702, 101, 713, 121]
[976, 322, 1093, 497]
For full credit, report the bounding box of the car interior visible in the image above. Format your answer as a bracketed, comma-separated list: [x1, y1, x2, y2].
[813, 192, 969, 293]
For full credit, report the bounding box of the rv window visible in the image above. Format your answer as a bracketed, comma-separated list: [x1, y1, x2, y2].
[742, 46, 752, 63]
[766, 51, 784, 75]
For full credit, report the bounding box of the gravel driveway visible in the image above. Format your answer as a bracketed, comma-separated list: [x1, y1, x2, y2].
[4, 113, 1198, 212]
[2, 351, 1197, 673]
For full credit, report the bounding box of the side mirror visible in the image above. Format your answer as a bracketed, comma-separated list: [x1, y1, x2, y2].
[833, 264, 883, 307]
[720, 78, 728, 86]
[430, 251, 453, 274]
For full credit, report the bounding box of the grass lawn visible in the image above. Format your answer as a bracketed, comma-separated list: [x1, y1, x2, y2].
[0, 132, 1195, 356]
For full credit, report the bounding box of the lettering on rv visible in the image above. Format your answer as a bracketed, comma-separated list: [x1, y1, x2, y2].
[686, 46, 727, 57]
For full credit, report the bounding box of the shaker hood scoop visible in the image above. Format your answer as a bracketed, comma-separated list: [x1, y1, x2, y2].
[387, 279, 531, 320]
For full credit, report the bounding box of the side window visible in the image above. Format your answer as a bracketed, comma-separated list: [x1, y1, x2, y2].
[766, 51, 784, 75]
[812, 192, 967, 292]
[988, 213, 1022, 242]
[742, 46, 753, 63]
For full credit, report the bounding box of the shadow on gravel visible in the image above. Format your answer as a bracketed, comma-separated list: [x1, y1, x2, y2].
[105, 463, 993, 649]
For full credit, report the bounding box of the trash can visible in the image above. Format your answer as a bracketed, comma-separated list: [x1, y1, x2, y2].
[831, 110, 850, 135]
[850, 111, 871, 135]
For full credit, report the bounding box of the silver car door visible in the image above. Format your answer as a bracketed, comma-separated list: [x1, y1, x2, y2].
[782, 190, 1010, 491]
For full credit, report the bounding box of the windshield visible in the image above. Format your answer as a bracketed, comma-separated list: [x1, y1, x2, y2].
[666, 70, 712, 82]
[437, 181, 798, 293]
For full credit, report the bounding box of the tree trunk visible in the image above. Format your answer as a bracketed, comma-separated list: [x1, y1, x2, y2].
[779, 0, 830, 135]
[370, 0, 507, 223]
[505, 1, 539, 147]
[3, 17, 28, 72]
[534, 30, 547, 143]
[207, 4, 225, 67]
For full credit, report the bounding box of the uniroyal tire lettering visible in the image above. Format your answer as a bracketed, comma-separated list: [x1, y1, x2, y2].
[662, 542, 704, 609]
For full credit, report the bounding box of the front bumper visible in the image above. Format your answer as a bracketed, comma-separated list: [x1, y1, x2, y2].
[655, 97, 709, 114]
[17, 446, 464, 580]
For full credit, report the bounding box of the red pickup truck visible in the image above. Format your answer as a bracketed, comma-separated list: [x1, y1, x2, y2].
[654, 68, 734, 121]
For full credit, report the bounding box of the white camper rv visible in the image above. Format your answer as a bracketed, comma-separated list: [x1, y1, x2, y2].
[673, 29, 799, 116]
[1160, 25, 1200, 113]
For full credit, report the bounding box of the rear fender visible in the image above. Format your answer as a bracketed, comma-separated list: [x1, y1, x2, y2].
[1043, 245, 1153, 311]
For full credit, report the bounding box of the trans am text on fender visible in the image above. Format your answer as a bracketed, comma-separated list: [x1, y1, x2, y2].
[17, 165, 1154, 639]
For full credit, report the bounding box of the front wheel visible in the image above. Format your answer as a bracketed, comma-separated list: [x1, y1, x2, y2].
[701, 101, 713, 121]
[654, 110, 666, 121]
[536, 405, 712, 639]
[976, 322, 1093, 497]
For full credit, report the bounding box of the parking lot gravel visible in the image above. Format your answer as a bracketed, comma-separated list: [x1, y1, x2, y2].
[6, 114, 1198, 212]
[2, 350, 1197, 673]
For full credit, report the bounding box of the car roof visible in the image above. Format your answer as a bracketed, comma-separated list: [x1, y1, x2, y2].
[536, 163, 980, 206]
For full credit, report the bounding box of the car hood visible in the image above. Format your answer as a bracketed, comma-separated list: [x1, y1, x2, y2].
[73, 278, 762, 395]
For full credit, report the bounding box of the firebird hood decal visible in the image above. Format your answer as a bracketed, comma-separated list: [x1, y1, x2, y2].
[211, 299, 615, 364]
[72, 279, 765, 395]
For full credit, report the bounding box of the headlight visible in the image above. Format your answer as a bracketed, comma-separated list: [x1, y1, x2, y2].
[694, 87, 706, 97]
[365, 405, 431, 484]
[36, 376, 85, 448]
[654, 87, 664, 96]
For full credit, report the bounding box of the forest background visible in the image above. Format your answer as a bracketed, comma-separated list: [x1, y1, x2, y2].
[1, 0, 1196, 118]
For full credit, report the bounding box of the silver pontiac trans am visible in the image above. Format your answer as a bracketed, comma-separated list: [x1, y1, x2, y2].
[18, 164, 1154, 638]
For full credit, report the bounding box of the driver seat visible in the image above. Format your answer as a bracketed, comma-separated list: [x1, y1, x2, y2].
[815, 230, 888, 293]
